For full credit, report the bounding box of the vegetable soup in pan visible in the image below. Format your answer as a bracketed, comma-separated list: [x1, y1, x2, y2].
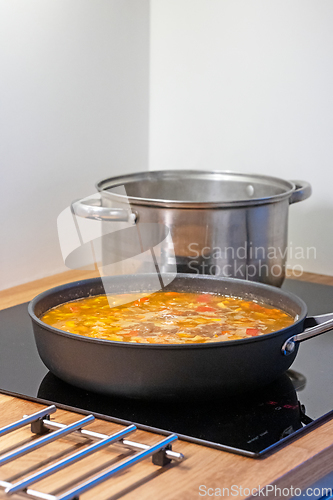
[41, 291, 294, 344]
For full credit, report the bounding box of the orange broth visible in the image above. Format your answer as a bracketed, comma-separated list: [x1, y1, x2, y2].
[41, 291, 295, 344]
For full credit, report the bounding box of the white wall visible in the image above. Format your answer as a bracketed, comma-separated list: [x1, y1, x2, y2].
[149, 0, 333, 275]
[0, 0, 149, 290]
[2, 0, 333, 290]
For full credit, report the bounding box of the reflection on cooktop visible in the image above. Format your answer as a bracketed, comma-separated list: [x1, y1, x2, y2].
[37, 370, 307, 455]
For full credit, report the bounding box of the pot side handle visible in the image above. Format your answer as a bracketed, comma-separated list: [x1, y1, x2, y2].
[72, 198, 137, 224]
[282, 312, 333, 355]
[289, 180, 312, 204]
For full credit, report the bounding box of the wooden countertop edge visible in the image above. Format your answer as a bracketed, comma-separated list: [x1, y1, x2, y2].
[1, 269, 333, 311]
[247, 442, 333, 500]
[0, 393, 333, 500]
[0, 269, 99, 310]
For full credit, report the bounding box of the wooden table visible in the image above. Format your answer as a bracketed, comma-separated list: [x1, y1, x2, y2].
[0, 270, 332, 500]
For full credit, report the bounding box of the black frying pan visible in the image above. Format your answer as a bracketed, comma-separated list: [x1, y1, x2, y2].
[28, 274, 333, 399]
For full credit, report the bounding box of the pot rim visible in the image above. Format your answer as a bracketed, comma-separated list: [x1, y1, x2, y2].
[28, 274, 307, 350]
[96, 169, 297, 208]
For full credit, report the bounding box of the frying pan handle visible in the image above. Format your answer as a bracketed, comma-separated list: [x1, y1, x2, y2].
[289, 180, 312, 204]
[72, 198, 137, 224]
[282, 312, 333, 355]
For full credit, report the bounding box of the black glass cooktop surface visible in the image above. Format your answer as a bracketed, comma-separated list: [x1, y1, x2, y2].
[1, 279, 333, 457]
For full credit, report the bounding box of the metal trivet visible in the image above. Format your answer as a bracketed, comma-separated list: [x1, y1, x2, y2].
[0, 405, 184, 499]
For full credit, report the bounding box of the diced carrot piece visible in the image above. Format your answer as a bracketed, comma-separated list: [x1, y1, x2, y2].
[246, 328, 259, 336]
[133, 297, 150, 306]
[196, 305, 216, 312]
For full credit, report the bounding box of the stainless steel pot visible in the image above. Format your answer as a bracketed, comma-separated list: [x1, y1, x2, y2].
[74, 170, 311, 287]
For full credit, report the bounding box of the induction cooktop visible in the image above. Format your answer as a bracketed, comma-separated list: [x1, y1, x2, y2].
[1, 279, 333, 457]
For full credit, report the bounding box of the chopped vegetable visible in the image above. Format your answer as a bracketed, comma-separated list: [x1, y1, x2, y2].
[196, 305, 216, 313]
[41, 291, 294, 345]
[246, 328, 260, 336]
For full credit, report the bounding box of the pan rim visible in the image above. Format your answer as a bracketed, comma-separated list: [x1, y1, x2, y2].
[28, 274, 307, 349]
